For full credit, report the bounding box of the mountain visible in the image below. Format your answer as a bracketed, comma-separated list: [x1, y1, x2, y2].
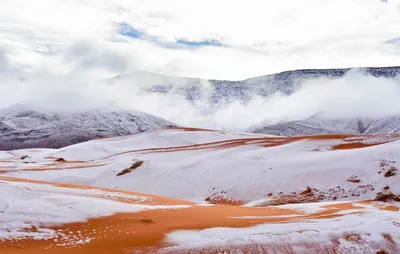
[0, 105, 177, 150]
[107, 66, 400, 104]
[106, 66, 400, 132]
[364, 116, 400, 134]
[249, 114, 400, 136]
[2, 66, 399, 150]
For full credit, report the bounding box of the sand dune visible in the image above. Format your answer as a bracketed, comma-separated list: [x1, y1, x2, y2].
[1, 128, 400, 253]
[1, 129, 399, 202]
[1, 176, 399, 253]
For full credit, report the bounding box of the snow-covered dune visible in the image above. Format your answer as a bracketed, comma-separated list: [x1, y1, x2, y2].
[1, 128, 400, 252]
[0, 176, 399, 253]
[1, 129, 399, 205]
[0, 176, 190, 241]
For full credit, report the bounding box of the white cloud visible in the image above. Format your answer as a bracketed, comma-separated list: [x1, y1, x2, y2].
[1, 0, 400, 79]
[63, 40, 129, 73]
[1, 0, 400, 130]
[1, 69, 400, 130]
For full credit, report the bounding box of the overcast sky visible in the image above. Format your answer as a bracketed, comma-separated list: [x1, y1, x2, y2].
[1, 0, 400, 80]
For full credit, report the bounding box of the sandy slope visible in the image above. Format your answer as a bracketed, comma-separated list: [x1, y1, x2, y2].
[1, 128, 400, 253]
[1, 176, 399, 253]
[1, 129, 399, 203]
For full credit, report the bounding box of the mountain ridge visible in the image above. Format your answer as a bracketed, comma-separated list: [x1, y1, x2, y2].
[107, 66, 400, 105]
[249, 114, 400, 136]
[0, 104, 177, 150]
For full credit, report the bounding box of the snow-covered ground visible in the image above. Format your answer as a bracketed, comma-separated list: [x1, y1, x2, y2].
[0, 177, 190, 242]
[0, 176, 399, 253]
[1, 128, 400, 252]
[165, 202, 400, 253]
[1, 128, 399, 204]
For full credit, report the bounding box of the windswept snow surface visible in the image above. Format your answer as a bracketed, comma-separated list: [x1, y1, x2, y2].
[1, 129, 400, 252]
[165, 202, 400, 253]
[2, 176, 399, 252]
[1, 129, 400, 203]
[0, 177, 190, 242]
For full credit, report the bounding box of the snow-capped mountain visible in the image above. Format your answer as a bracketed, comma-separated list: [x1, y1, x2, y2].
[249, 114, 400, 136]
[2, 66, 400, 150]
[104, 66, 400, 131]
[364, 116, 400, 134]
[108, 66, 400, 104]
[0, 105, 177, 150]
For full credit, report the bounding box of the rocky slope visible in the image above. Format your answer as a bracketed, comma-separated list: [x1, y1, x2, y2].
[250, 114, 400, 136]
[0, 105, 176, 150]
[108, 66, 400, 104]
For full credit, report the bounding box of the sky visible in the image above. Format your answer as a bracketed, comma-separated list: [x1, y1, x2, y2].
[1, 0, 400, 129]
[1, 0, 400, 80]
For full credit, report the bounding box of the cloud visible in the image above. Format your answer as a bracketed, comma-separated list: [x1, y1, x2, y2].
[242, 71, 400, 125]
[118, 23, 143, 39]
[1, 0, 400, 130]
[176, 39, 222, 47]
[1, 68, 400, 130]
[1, 0, 400, 79]
[117, 22, 223, 49]
[0, 49, 10, 72]
[64, 40, 129, 73]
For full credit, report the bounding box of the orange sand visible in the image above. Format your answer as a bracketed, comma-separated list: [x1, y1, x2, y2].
[2, 177, 393, 254]
[2, 131, 400, 253]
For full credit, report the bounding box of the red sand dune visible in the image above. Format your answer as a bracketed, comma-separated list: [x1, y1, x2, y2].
[1, 176, 398, 254]
[2, 132, 398, 175]
[1, 131, 400, 253]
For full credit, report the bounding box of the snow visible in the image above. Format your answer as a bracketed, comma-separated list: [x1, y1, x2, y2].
[0, 128, 399, 251]
[0, 178, 190, 241]
[49, 128, 267, 161]
[250, 113, 400, 136]
[165, 202, 400, 252]
[2, 128, 400, 203]
[0, 104, 177, 151]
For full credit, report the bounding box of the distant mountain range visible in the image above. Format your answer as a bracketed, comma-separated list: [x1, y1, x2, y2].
[249, 114, 400, 136]
[1, 66, 400, 150]
[106, 66, 400, 136]
[107, 66, 400, 104]
[0, 105, 176, 150]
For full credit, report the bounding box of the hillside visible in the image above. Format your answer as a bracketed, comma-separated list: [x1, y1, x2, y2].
[108, 66, 400, 104]
[250, 114, 400, 136]
[2, 128, 399, 204]
[0, 105, 177, 150]
[1, 128, 399, 252]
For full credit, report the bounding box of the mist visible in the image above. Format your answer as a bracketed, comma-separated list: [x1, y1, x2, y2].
[1, 69, 400, 130]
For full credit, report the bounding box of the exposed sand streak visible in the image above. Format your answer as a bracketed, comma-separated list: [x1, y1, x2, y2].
[2, 177, 394, 254]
